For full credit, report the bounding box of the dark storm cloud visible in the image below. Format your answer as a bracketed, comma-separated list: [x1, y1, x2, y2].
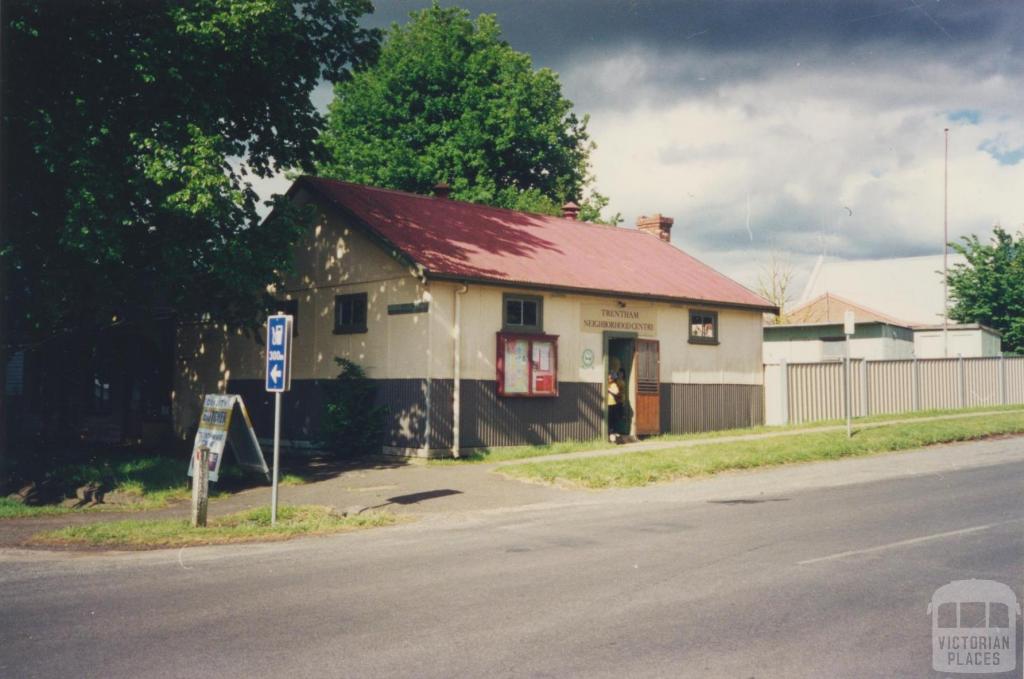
[368, 1, 1024, 70]
[367, 1, 1024, 115]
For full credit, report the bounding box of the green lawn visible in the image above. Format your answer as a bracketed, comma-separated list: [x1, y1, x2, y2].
[28, 505, 397, 549]
[0, 497, 75, 519]
[434, 403, 1024, 464]
[501, 409, 1024, 489]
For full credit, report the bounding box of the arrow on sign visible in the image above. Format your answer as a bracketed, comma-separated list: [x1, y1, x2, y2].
[270, 364, 282, 384]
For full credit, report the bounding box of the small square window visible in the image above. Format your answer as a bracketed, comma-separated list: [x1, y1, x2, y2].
[334, 293, 368, 334]
[689, 310, 719, 345]
[503, 294, 543, 333]
[523, 301, 538, 327]
[506, 299, 523, 326]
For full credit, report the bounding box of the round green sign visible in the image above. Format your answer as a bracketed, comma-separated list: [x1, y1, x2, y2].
[581, 348, 595, 368]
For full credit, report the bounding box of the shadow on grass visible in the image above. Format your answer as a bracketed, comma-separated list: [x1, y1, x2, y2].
[4, 445, 414, 512]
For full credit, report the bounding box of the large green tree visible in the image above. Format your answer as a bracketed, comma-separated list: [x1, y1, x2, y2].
[947, 226, 1024, 353]
[3, 0, 379, 340]
[317, 4, 618, 222]
[1, 0, 379, 453]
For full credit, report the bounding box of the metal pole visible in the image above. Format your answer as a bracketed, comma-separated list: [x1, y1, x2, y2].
[271, 390, 282, 526]
[943, 128, 949, 358]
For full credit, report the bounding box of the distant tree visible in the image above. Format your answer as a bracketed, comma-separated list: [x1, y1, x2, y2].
[947, 225, 1024, 354]
[317, 3, 619, 224]
[757, 252, 795, 325]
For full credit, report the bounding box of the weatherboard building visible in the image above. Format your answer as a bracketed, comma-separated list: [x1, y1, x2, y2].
[174, 178, 776, 456]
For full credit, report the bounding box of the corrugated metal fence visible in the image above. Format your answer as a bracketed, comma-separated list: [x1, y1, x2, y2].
[765, 356, 1024, 425]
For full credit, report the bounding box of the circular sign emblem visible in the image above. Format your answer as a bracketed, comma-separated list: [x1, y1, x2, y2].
[581, 348, 595, 368]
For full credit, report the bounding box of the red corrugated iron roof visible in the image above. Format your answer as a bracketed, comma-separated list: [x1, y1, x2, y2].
[296, 176, 776, 312]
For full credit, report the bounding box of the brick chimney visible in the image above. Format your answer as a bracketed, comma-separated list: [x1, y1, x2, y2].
[636, 213, 673, 242]
[433, 182, 452, 200]
[561, 201, 580, 220]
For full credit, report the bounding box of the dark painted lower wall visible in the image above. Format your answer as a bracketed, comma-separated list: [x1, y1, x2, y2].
[226, 378, 763, 452]
[227, 378, 452, 451]
[459, 380, 603, 448]
[659, 383, 764, 434]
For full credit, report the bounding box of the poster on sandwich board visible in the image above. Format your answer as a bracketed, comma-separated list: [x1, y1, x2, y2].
[187, 394, 270, 483]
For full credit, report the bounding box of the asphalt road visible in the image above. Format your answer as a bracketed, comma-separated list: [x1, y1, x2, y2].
[2, 438, 1023, 678]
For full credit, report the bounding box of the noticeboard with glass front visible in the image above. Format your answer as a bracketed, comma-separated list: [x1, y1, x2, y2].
[496, 332, 558, 397]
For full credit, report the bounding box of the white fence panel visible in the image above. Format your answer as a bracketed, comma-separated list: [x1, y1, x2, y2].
[765, 355, 1022, 426]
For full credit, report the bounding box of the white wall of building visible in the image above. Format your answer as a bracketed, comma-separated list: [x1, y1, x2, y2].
[914, 327, 1002, 358]
[764, 335, 914, 364]
[437, 282, 765, 385]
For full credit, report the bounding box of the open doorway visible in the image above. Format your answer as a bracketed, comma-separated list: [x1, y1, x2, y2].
[605, 335, 661, 441]
[607, 337, 635, 440]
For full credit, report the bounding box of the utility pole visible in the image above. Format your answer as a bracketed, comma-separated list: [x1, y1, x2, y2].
[943, 127, 949, 358]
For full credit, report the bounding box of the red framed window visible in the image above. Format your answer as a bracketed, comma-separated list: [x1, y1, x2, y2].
[496, 332, 558, 397]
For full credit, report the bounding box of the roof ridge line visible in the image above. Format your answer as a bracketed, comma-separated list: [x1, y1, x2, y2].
[299, 175, 645, 235]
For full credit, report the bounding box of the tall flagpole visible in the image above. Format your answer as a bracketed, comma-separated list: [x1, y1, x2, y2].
[943, 128, 949, 358]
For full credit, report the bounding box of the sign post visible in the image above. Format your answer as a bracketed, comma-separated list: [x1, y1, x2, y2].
[191, 446, 210, 528]
[843, 310, 855, 439]
[265, 313, 293, 526]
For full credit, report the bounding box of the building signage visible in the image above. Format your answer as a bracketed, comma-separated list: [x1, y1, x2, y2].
[580, 304, 657, 337]
[187, 394, 270, 483]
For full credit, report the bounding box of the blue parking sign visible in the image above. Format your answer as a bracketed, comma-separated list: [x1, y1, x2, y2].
[265, 314, 292, 392]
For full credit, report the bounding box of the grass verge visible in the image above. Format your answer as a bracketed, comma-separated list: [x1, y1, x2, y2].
[435, 403, 1024, 464]
[28, 505, 397, 549]
[501, 410, 1024, 489]
[0, 497, 75, 519]
[2, 457, 311, 518]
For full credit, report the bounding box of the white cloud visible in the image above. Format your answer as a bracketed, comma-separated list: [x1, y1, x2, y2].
[563, 45, 1024, 284]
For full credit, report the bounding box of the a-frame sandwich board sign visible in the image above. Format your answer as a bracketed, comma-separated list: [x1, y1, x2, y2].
[187, 394, 270, 483]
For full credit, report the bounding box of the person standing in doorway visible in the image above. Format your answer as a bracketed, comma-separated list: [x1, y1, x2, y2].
[607, 357, 626, 442]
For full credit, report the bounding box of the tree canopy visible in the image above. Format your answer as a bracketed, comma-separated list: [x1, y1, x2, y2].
[316, 4, 618, 223]
[2, 0, 380, 342]
[948, 225, 1024, 354]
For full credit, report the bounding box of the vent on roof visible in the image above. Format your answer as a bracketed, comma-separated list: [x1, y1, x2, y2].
[562, 201, 580, 220]
[636, 214, 673, 242]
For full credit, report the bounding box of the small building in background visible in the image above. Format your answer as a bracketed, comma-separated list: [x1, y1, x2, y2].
[763, 320, 914, 363]
[766, 257, 1003, 361]
[765, 293, 914, 362]
[913, 324, 1003, 359]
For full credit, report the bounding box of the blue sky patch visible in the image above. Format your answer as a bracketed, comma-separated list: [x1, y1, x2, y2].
[979, 138, 1024, 166]
[947, 109, 980, 125]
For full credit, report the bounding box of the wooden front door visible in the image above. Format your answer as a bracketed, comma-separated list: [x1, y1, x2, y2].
[633, 339, 660, 436]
